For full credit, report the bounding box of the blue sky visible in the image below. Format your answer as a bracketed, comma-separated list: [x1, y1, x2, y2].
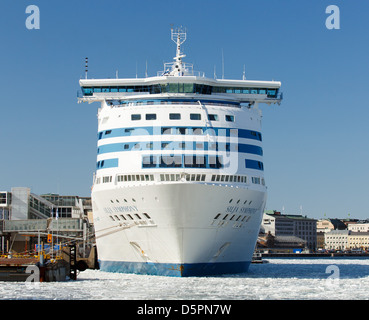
[1, 0, 368, 220]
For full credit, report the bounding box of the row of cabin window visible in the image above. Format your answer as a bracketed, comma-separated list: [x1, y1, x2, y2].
[211, 174, 247, 183]
[130, 113, 234, 122]
[214, 213, 251, 222]
[212, 174, 264, 185]
[109, 212, 152, 222]
[96, 173, 264, 186]
[117, 174, 154, 182]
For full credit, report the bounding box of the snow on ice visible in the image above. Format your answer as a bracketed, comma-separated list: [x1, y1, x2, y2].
[1, 258, 369, 300]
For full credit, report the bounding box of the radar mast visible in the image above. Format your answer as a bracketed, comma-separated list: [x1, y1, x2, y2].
[170, 27, 187, 76]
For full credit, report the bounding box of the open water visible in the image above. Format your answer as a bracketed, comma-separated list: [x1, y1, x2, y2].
[1, 258, 369, 300]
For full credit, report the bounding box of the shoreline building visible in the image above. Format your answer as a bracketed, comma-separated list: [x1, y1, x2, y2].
[348, 222, 369, 233]
[324, 230, 369, 251]
[348, 232, 369, 250]
[316, 218, 347, 250]
[261, 210, 317, 252]
[0, 187, 93, 256]
[317, 219, 347, 233]
[324, 230, 349, 250]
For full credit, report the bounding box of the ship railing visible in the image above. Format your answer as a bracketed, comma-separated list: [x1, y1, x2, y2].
[157, 62, 205, 77]
[156, 70, 205, 77]
[111, 99, 240, 109]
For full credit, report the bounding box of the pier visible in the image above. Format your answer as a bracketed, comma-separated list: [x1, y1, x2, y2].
[0, 255, 70, 282]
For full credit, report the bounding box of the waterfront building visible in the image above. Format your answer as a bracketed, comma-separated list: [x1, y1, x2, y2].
[348, 232, 369, 250]
[347, 222, 369, 233]
[0, 191, 11, 220]
[324, 230, 349, 250]
[316, 219, 347, 233]
[340, 218, 359, 228]
[0, 187, 93, 255]
[0, 188, 91, 220]
[257, 231, 306, 253]
[316, 232, 325, 249]
[261, 211, 317, 251]
[324, 230, 369, 251]
[40, 193, 92, 219]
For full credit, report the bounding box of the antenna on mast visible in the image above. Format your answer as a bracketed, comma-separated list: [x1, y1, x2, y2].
[85, 57, 88, 79]
[170, 26, 187, 76]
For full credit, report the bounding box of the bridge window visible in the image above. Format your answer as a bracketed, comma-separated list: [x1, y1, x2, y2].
[82, 87, 93, 96]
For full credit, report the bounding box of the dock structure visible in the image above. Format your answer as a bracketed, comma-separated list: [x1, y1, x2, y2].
[0, 257, 39, 281]
[0, 188, 98, 281]
[0, 217, 98, 282]
[0, 242, 94, 282]
[0, 256, 70, 282]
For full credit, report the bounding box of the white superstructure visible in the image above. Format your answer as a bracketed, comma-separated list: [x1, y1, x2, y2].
[78, 27, 282, 276]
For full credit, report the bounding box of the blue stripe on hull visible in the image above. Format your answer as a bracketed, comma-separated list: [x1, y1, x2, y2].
[98, 260, 251, 277]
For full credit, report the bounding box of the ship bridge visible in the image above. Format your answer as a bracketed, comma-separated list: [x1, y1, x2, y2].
[78, 27, 282, 106]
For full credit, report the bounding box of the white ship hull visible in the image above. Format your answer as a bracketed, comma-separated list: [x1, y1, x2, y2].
[92, 183, 266, 276]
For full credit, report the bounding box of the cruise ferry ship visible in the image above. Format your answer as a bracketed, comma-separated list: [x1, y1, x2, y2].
[78, 28, 282, 276]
